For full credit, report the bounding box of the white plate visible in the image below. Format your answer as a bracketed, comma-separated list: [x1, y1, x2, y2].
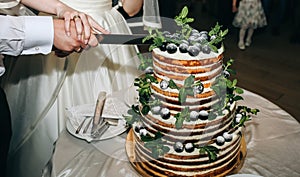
[66, 117, 128, 142]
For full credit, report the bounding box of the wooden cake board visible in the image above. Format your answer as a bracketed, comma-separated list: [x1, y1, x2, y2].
[125, 128, 247, 177]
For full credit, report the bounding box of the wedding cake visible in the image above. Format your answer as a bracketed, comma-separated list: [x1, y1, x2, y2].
[125, 6, 259, 177]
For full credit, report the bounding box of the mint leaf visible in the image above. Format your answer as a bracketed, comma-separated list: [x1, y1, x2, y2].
[199, 145, 219, 162]
[174, 107, 190, 129]
[179, 88, 187, 103]
[184, 75, 195, 87]
[169, 79, 179, 89]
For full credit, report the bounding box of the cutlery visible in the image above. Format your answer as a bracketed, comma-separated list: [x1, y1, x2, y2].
[75, 117, 118, 135]
[83, 118, 92, 134]
[90, 121, 109, 139]
[75, 118, 87, 134]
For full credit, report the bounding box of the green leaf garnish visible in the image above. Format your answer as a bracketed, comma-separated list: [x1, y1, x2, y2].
[199, 145, 219, 162]
[174, 107, 190, 129]
[123, 105, 142, 126]
[142, 132, 170, 158]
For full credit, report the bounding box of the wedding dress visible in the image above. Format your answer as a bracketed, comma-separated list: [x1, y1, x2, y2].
[1, 0, 160, 176]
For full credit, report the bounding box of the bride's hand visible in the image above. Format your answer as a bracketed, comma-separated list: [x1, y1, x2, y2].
[57, 8, 109, 44]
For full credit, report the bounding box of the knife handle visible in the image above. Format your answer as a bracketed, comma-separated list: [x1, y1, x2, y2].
[91, 91, 106, 133]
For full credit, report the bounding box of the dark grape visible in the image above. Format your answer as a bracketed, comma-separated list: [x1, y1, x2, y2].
[185, 143, 195, 153]
[216, 136, 225, 146]
[166, 43, 177, 54]
[202, 44, 211, 54]
[160, 42, 167, 51]
[187, 45, 200, 56]
[223, 132, 233, 142]
[179, 43, 189, 53]
[151, 105, 161, 114]
[174, 142, 184, 153]
[190, 111, 199, 121]
[160, 80, 169, 90]
[160, 107, 171, 120]
[198, 110, 209, 120]
[193, 83, 204, 95]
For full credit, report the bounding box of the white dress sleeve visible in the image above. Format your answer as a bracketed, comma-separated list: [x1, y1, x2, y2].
[0, 15, 54, 56]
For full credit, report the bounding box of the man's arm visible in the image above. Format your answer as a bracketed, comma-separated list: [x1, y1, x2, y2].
[0, 15, 53, 56]
[0, 15, 83, 56]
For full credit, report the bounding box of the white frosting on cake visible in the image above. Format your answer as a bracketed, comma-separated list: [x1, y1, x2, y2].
[152, 46, 224, 61]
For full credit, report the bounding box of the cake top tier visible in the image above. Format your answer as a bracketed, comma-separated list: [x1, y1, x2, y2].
[143, 6, 228, 58]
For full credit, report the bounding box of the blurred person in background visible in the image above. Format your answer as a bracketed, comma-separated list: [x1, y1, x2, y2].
[232, 0, 267, 50]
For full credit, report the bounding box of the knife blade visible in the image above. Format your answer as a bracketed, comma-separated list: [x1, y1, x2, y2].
[96, 34, 151, 45]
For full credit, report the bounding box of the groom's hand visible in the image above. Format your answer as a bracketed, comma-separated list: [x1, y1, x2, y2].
[52, 19, 87, 57]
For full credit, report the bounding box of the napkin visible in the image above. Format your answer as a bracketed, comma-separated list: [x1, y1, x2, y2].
[66, 96, 130, 132]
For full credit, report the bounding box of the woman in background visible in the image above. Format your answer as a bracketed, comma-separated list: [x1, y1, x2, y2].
[232, 0, 267, 50]
[1, 0, 142, 177]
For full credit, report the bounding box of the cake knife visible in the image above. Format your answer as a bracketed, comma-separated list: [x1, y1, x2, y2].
[96, 34, 151, 45]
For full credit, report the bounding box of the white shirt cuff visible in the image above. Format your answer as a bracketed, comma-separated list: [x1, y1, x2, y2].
[21, 16, 54, 55]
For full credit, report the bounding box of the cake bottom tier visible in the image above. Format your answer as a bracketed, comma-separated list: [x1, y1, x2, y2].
[126, 129, 246, 177]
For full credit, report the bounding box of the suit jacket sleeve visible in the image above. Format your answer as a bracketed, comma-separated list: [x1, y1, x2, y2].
[0, 15, 54, 56]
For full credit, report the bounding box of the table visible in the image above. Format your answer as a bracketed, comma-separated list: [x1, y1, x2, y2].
[43, 89, 300, 177]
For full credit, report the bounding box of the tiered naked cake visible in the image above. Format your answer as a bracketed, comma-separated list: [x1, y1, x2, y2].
[125, 6, 259, 177]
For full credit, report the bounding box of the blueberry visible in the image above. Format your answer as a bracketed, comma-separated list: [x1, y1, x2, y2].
[181, 39, 189, 45]
[160, 80, 169, 90]
[187, 45, 200, 57]
[169, 33, 180, 40]
[235, 113, 242, 119]
[188, 35, 198, 43]
[202, 45, 211, 54]
[216, 136, 225, 146]
[193, 83, 204, 95]
[199, 31, 208, 35]
[185, 143, 195, 153]
[134, 122, 144, 133]
[191, 29, 199, 35]
[160, 107, 171, 120]
[144, 66, 154, 74]
[151, 105, 161, 114]
[196, 36, 208, 44]
[223, 132, 233, 142]
[223, 70, 230, 78]
[166, 43, 177, 54]
[198, 110, 209, 120]
[179, 43, 189, 53]
[235, 117, 241, 123]
[191, 32, 200, 38]
[139, 128, 148, 136]
[174, 142, 184, 153]
[190, 111, 199, 121]
[194, 43, 202, 51]
[199, 31, 209, 39]
[160, 42, 167, 51]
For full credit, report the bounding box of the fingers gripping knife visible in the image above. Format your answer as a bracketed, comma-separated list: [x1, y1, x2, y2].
[91, 91, 108, 138]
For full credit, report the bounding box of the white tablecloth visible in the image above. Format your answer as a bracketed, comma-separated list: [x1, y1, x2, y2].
[44, 89, 300, 177]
